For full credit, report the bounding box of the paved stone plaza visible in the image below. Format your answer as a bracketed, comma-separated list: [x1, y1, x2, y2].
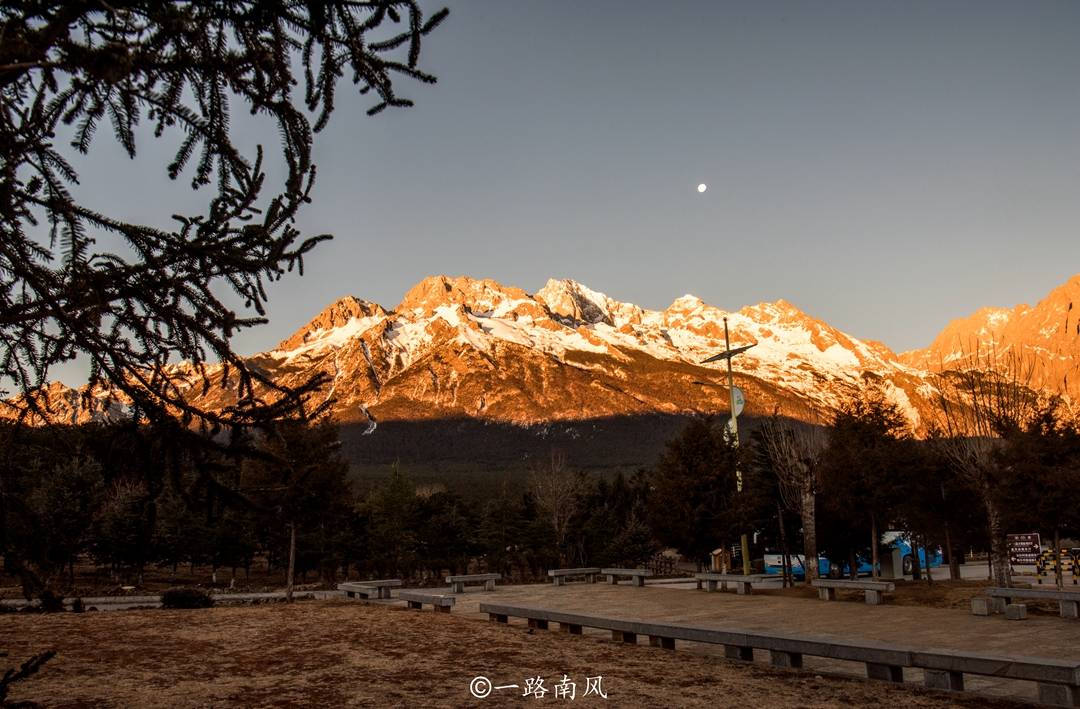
[442, 580, 1080, 703]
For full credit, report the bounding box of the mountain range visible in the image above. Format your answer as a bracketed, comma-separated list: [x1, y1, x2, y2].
[8, 273, 1080, 475]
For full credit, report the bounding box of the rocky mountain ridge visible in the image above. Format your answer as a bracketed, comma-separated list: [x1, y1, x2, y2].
[10, 274, 951, 432]
[11, 273, 1080, 438]
[901, 273, 1080, 398]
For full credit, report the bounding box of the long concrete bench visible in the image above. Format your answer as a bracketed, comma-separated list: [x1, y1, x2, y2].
[398, 590, 455, 613]
[814, 579, 895, 605]
[446, 573, 500, 593]
[338, 580, 401, 600]
[973, 587, 1080, 619]
[548, 568, 602, 586]
[695, 573, 771, 595]
[600, 568, 653, 587]
[478, 602, 1080, 707]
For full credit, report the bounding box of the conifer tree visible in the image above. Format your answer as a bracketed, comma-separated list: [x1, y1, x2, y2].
[649, 418, 745, 568]
[0, 2, 447, 430]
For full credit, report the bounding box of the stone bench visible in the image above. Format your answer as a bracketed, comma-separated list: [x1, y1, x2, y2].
[973, 587, 1080, 619]
[446, 573, 500, 593]
[399, 591, 455, 613]
[548, 568, 602, 586]
[600, 568, 654, 587]
[478, 602, 1080, 707]
[338, 580, 402, 600]
[814, 579, 895, 605]
[912, 647, 1080, 705]
[695, 573, 771, 595]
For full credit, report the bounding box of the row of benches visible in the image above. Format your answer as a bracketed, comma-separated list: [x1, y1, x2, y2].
[693, 573, 896, 604]
[349, 568, 902, 609]
[547, 567, 653, 586]
[479, 602, 1080, 707]
[340, 573, 500, 597]
[548, 567, 900, 605]
[338, 572, 504, 611]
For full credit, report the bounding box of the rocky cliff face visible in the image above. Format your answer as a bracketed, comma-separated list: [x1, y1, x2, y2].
[9, 274, 958, 432]
[901, 274, 1080, 398]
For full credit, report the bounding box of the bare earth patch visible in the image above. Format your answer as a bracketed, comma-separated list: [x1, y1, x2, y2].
[1, 600, 1028, 708]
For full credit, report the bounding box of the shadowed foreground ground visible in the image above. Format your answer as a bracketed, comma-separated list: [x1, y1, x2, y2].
[2, 600, 1025, 708]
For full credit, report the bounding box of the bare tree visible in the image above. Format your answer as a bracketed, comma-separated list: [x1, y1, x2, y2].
[528, 450, 583, 567]
[758, 406, 828, 584]
[934, 347, 1043, 587]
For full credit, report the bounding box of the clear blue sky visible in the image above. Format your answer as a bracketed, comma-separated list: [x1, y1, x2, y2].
[53, 0, 1080, 384]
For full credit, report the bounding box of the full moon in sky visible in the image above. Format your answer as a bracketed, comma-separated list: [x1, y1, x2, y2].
[697, 183, 707, 193]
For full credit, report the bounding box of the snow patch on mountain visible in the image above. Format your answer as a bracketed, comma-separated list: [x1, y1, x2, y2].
[257, 275, 934, 424]
[276, 315, 385, 362]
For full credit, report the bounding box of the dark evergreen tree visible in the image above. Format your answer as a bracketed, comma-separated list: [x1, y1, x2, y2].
[243, 417, 352, 599]
[894, 438, 985, 580]
[91, 478, 155, 584]
[0, 2, 447, 430]
[27, 454, 105, 589]
[818, 385, 909, 578]
[476, 480, 528, 580]
[361, 465, 418, 578]
[649, 417, 746, 568]
[414, 491, 476, 577]
[996, 399, 1080, 587]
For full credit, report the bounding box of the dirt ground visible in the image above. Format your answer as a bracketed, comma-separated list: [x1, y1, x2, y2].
[2, 600, 1027, 708]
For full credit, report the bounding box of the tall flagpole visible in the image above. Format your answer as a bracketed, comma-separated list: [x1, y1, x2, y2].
[702, 319, 756, 576]
[723, 317, 751, 576]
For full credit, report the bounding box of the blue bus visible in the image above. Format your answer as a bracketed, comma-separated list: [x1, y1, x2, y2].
[763, 531, 943, 579]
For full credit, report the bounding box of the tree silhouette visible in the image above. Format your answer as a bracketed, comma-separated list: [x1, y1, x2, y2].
[935, 349, 1043, 586]
[757, 407, 828, 583]
[0, 2, 447, 430]
[819, 384, 909, 580]
[649, 417, 745, 568]
[243, 417, 351, 601]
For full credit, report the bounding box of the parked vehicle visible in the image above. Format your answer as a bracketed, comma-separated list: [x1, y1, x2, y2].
[763, 531, 942, 579]
[882, 530, 943, 575]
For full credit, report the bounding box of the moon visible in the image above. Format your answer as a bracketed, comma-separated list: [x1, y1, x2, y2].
[697, 183, 707, 193]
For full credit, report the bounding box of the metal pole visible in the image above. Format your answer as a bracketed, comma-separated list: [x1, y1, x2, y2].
[724, 317, 752, 575]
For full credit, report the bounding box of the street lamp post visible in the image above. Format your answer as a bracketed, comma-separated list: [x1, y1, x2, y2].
[701, 316, 756, 575]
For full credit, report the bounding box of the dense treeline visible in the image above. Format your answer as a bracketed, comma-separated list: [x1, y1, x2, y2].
[3, 381, 1079, 603]
[0, 418, 655, 602]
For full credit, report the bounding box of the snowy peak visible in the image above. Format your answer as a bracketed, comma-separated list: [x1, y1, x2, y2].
[278, 296, 387, 351]
[739, 298, 814, 324]
[535, 278, 643, 327]
[396, 275, 533, 318]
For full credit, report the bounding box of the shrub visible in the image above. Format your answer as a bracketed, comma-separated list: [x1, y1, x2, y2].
[161, 588, 214, 609]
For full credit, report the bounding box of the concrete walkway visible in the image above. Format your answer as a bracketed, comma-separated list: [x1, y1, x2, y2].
[434, 580, 1079, 703]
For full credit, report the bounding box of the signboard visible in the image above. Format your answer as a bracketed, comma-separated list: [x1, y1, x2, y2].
[731, 386, 745, 417]
[1007, 532, 1041, 566]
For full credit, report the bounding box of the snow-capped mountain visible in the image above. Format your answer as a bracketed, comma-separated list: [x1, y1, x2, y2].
[210, 274, 935, 430]
[19, 273, 1080, 436]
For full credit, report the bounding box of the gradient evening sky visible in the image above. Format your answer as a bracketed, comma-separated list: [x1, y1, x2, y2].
[51, 0, 1080, 385]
